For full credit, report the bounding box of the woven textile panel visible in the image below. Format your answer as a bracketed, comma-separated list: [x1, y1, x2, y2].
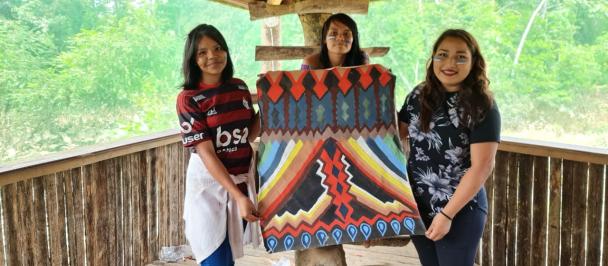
[256, 64, 425, 253]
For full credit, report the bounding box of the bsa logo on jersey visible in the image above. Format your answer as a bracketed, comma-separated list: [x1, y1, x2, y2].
[242, 98, 250, 110]
[216, 126, 248, 147]
[237, 85, 248, 91]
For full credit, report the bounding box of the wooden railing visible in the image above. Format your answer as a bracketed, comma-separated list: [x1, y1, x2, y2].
[479, 136, 608, 266]
[0, 132, 607, 265]
[0, 130, 188, 266]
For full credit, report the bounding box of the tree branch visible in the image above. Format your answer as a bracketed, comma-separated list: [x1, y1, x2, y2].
[513, 0, 548, 66]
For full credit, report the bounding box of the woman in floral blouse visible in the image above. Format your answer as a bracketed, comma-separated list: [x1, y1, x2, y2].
[398, 29, 501, 266]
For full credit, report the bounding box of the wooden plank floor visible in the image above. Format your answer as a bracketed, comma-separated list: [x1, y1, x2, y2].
[148, 243, 421, 266]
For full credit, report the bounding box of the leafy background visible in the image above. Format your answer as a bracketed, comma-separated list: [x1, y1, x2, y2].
[1, 0, 606, 164]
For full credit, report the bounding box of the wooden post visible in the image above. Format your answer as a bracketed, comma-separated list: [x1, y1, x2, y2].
[296, 245, 347, 266]
[297, 13, 331, 46]
[294, 10, 347, 266]
[261, 17, 281, 72]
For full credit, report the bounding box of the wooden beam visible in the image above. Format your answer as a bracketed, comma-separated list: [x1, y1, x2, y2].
[209, 0, 252, 10]
[249, 0, 369, 20]
[0, 130, 181, 187]
[250, 1, 292, 19]
[294, 0, 368, 14]
[256, 46, 315, 61]
[362, 47, 391, 58]
[498, 136, 608, 165]
[255, 45, 390, 61]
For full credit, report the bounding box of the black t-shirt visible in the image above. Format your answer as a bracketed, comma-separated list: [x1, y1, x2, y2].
[397, 85, 500, 223]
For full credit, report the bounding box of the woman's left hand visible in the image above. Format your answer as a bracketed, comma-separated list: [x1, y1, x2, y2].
[236, 195, 260, 222]
[425, 213, 452, 241]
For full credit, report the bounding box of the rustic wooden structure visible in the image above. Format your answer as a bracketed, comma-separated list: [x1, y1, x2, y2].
[211, 0, 389, 62]
[481, 137, 608, 266]
[1, 127, 607, 265]
[0, 131, 188, 265]
[2, 2, 607, 266]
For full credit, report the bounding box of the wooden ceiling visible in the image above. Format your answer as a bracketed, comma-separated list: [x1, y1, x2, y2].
[211, 0, 370, 20]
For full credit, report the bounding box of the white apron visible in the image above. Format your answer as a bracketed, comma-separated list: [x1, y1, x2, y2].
[183, 154, 261, 263]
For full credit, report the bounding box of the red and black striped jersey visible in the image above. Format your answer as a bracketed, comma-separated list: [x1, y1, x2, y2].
[176, 78, 254, 175]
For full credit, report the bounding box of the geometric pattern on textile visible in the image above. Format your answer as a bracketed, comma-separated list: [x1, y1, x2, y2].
[256, 64, 426, 253]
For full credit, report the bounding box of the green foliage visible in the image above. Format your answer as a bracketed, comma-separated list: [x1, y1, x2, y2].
[51, 10, 178, 109]
[0, 19, 55, 101]
[1, 0, 607, 164]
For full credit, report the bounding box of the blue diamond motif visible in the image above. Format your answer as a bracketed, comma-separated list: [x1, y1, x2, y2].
[339, 205, 348, 217]
[332, 166, 340, 177]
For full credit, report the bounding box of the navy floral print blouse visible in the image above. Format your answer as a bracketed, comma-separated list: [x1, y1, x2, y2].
[398, 84, 500, 224]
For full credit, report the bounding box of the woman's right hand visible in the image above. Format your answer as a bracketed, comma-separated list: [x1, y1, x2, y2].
[194, 141, 261, 223]
[236, 195, 260, 222]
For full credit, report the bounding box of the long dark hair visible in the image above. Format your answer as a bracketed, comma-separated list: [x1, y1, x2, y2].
[419, 29, 493, 132]
[319, 13, 366, 68]
[181, 24, 234, 89]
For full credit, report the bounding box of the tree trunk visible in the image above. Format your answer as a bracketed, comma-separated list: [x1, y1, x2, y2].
[295, 245, 347, 266]
[298, 13, 331, 46]
[513, 0, 547, 66]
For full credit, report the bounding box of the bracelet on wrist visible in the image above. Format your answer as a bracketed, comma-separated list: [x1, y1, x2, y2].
[439, 210, 453, 221]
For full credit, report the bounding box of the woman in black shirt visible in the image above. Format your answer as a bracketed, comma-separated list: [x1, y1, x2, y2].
[397, 29, 500, 266]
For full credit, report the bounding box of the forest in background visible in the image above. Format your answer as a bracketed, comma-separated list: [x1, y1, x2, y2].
[1, 0, 606, 164]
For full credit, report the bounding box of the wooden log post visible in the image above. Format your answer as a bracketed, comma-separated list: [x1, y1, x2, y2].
[261, 16, 281, 72]
[293, 8, 405, 266]
[294, 11, 342, 266]
[298, 13, 330, 46]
